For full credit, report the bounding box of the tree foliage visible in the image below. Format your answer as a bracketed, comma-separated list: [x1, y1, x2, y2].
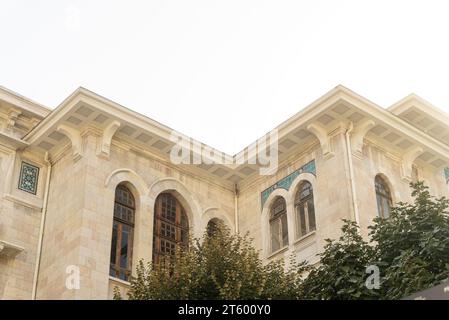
[302, 181, 449, 299]
[369, 181, 449, 299]
[299, 220, 378, 300]
[121, 182, 449, 300]
[125, 224, 307, 300]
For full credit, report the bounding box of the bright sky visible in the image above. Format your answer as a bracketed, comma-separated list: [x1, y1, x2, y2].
[1, 0, 449, 154]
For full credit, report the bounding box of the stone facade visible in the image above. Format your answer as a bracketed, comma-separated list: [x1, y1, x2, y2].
[0, 85, 448, 300]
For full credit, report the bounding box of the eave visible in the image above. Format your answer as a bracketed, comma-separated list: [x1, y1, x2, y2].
[22, 87, 239, 188]
[18, 85, 449, 188]
[0, 132, 29, 150]
[0, 86, 50, 119]
[237, 85, 449, 187]
[388, 93, 449, 147]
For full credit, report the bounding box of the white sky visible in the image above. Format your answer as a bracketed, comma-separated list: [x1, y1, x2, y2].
[1, 0, 449, 154]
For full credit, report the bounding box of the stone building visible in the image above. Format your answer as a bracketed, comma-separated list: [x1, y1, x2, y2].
[0, 84, 448, 299]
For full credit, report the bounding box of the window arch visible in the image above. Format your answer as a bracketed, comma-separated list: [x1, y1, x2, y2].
[269, 197, 288, 253]
[375, 175, 393, 218]
[295, 181, 316, 238]
[153, 193, 189, 265]
[109, 184, 135, 281]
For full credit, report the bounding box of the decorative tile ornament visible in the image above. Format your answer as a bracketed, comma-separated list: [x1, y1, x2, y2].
[18, 162, 39, 195]
[445, 167, 449, 184]
[261, 160, 316, 206]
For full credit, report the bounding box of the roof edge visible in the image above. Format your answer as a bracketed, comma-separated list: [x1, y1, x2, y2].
[0, 85, 51, 117]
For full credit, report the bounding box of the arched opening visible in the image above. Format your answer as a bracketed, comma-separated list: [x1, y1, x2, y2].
[206, 218, 224, 237]
[153, 193, 189, 265]
[375, 175, 393, 218]
[109, 184, 135, 281]
[269, 196, 288, 253]
[294, 181, 316, 238]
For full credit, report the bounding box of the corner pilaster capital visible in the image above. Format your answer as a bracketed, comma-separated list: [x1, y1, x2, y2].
[97, 120, 121, 159]
[57, 124, 83, 161]
[400, 146, 424, 182]
[306, 122, 334, 160]
[350, 119, 376, 159]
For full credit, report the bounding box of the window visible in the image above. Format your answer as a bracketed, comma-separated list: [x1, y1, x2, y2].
[294, 181, 316, 238]
[153, 193, 189, 265]
[110, 185, 135, 281]
[206, 218, 224, 237]
[269, 197, 288, 253]
[375, 175, 392, 219]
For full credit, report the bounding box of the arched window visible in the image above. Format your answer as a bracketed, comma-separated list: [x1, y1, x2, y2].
[110, 184, 135, 281]
[153, 193, 189, 265]
[375, 175, 393, 218]
[269, 197, 288, 253]
[295, 181, 316, 238]
[206, 218, 224, 237]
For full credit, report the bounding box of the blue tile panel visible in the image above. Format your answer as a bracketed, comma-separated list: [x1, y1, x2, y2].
[18, 162, 39, 194]
[261, 160, 316, 206]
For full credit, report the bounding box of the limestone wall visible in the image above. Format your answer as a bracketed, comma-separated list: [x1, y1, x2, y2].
[1, 129, 448, 300]
[354, 140, 449, 238]
[0, 148, 47, 299]
[36, 133, 235, 299]
[237, 132, 353, 266]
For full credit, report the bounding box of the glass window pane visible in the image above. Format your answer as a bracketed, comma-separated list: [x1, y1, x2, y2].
[299, 205, 307, 237]
[181, 229, 188, 245]
[376, 194, 383, 216]
[110, 222, 118, 265]
[308, 199, 316, 232]
[153, 193, 189, 266]
[375, 176, 392, 219]
[294, 181, 315, 239]
[111, 185, 135, 281]
[295, 181, 312, 203]
[382, 198, 391, 218]
[120, 226, 129, 268]
[281, 214, 289, 247]
[115, 185, 135, 208]
[270, 219, 281, 252]
[270, 197, 288, 252]
[161, 222, 176, 240]
[271, 198, 286, 218]
[114, 203, 134, 223]
[181, 212, 188, 228]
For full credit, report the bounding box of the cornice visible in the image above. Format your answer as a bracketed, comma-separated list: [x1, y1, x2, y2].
[238, 140, 319, 194]
[0, 132, 29, 150]
[364, 138, 403, 163]
[0, 86, 50, 118]
[110, 138, 236, 193]
[2, 84, 449, 190]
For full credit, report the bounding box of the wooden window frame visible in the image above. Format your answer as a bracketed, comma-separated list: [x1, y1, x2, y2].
[375, 176, 393, 219]
[294, 181, 316, 239]
[153, 193, 189, 265]
[269, 197, 288, 253]
[110, 185, 135, 281]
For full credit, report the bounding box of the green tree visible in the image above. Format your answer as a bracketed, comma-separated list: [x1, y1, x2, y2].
[300, 220, 378, 300]
[120, 182, 449, 300]
[124, 223, 307, 300]
[369, 181, 449, 299]
[301, 182, 449, 300]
